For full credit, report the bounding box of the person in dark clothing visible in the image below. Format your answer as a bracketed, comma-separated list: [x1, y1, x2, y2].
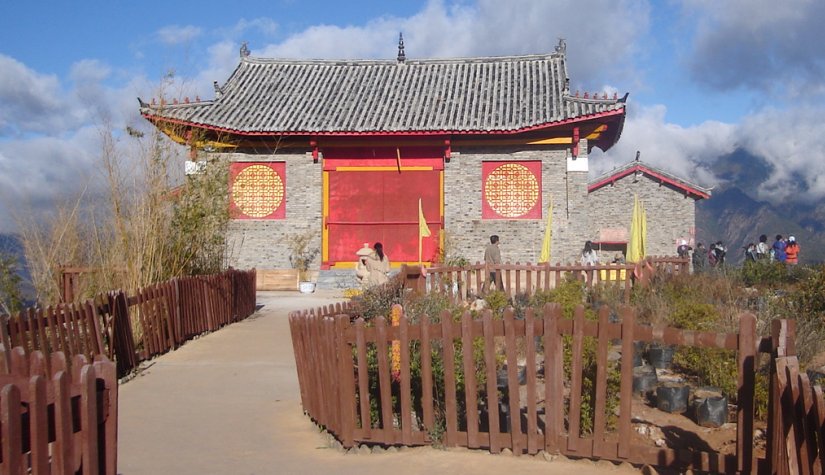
[708, 241, 726, 268]
[772, 235, 787, 263]
[692, 242, 706, 273]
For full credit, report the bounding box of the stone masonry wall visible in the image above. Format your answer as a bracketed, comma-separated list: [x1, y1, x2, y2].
[444, 145, 589, 265]
[223, 144, 602, 270]
[225, 152, 323, 269]
[587, 173, 697, 261]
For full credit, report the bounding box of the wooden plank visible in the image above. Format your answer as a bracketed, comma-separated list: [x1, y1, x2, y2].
[799, 373, 818, 473]
[461, 310, 480, 448]
[777, 358, 800, 475]
[592, 306, 610, 457]
[29, 375, 49, 474]
[617, 306, 635, 460]
[737, 313, 756, 473]
[442, 309, 458, 447]
[375, 317, 394, 443]
[812, 385, 825, 475]
[354, 319, 371, 438]
[567, 305, 586, 453]
[399, 308, 413, 446]
[80, 365, 100, 475]
[544, 303, 563, 454]
[1, 383, 23, 475]
[524, 307, 539, 455]
[94, 357, 118, 475]
[503, 308, 522, 455]
[420, 318, 434, 436]
[482, 310, 500, 453]
[53, 371, 73, 475]
[787, 360, 811, 475]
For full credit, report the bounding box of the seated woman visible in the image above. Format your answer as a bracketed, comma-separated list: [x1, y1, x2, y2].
[365, 242, 391, 286]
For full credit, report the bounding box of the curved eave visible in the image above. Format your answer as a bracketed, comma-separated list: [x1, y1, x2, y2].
[140, 107, 625, 140]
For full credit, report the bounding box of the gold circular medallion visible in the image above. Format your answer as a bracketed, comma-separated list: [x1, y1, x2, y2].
[232, 164, 284, 218]
[484, 163, 539, 217]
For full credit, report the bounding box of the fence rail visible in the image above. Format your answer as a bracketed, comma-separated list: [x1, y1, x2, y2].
[421, 256, 689, 303]
[0, 348, 117, 474]
[3, 268, 257, 378]
[290, 300, 787, 473]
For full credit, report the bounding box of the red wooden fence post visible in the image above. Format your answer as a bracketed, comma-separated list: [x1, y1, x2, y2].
[335, 314, 356, 449]
[737, 313, 756, 473]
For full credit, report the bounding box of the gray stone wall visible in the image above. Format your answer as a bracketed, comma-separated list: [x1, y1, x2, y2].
[587, 173, 697, 261]
[226, 152, 323, 269]
[222, 146, 695, 272]
[443, 145, 588, 265]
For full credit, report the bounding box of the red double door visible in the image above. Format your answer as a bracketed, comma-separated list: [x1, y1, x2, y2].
[323, 147, 442, 266]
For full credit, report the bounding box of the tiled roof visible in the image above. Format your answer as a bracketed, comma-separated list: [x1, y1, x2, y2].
[588, 160, 712, 199]
[140, 52, 626, 135]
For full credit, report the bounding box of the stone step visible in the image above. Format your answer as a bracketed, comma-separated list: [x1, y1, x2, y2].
[315, 269, 361, 290]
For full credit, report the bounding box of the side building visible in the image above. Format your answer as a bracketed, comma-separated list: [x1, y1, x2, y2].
[587, 159, 711, 260]
[139, 39, 628, 280]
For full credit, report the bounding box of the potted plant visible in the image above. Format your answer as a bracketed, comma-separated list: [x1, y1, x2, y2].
[287, 230, 320, 293]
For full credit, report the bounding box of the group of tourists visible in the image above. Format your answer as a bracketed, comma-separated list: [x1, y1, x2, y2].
[682, 233, 801, 273]
[743, 234, 800, 264]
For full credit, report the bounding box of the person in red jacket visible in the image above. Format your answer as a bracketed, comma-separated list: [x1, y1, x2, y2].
[786, 236, 800, 265]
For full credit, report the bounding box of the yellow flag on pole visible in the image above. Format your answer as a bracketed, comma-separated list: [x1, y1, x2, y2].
[628, 194, 647, 263]
[539, 198, 553, 263]
[418, 198, 431, 238]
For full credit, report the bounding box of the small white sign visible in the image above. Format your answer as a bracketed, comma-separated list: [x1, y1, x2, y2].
[567, 155, 588, 172]
[185, 160, 206, 175]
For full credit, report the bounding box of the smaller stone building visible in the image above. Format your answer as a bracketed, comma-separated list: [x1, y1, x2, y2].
[587, 159, 711, 261]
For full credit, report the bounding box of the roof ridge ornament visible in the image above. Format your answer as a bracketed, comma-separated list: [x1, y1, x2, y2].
[240, 41, 250, 58]
[397, 33, 406, 63]
[555, 38, 566, 55]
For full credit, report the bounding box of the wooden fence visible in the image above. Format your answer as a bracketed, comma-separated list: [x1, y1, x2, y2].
[766, 317, 825, 474]
[0, 348, 117, 474]
[3, 268, 257, 378]
[422, 257, 689, 303]
[291, 300, 795, 473]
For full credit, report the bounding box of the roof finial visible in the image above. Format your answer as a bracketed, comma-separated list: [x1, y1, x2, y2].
[240, 41, 250, 58]
[635, 150, 641, 161]
[397, 32, 406, 63]
[555, 38, 567, 55]
[213, 81, 224, 98]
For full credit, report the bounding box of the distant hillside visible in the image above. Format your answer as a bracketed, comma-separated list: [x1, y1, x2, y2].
[695, 150, 825, 265]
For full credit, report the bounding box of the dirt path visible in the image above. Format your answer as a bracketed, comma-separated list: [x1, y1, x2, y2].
[117, 291, 639, 474]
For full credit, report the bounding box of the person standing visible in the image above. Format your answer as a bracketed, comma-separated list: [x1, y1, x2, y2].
[692, 242, 706, 273]
[772, 235, 787, 263]
[580, 240, 599, 266]
[677, 239, 692, 259]
[756, 234, 770, 260]
[785, 236, 800, 265]
[484, 235, 502, 291]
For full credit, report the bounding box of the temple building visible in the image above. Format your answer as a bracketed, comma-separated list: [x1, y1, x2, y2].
[140, 38, 703, 281]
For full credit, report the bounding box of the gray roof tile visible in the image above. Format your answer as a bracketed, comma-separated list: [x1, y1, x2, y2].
[141, 52, 625, 134]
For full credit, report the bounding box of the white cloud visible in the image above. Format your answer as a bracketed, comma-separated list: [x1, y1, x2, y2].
[0, 54, 78, 136]
[255, 0, 650, 87]
[226, 18, 279, 38]
[157, 25, 203, 45]
[683, 0, 825, 97]
[591, 102, 736, 188]
[739, 107, 825, 203]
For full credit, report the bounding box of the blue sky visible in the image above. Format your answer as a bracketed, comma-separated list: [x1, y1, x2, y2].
[1, 0, 824, 231]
